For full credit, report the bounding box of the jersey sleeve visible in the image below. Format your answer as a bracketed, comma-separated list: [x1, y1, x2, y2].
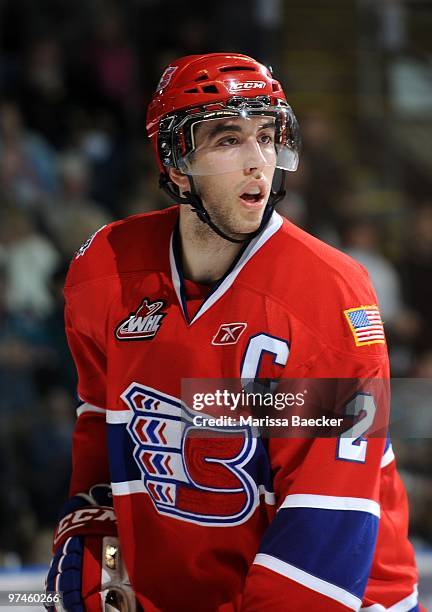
[65, 301, 110, 496]
[242, 267, 391, 611]
[63, 229, 112, 496]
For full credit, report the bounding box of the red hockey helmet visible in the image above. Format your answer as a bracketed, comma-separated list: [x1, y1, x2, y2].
[146, 53, 300, 176]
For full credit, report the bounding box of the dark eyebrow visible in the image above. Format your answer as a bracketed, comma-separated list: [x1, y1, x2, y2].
[259, 121, 276, 131]
[205, 123, 242, 140]
[203, 120, 275, 141]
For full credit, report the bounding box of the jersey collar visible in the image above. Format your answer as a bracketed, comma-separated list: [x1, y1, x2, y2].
[169, 211, 283, 325]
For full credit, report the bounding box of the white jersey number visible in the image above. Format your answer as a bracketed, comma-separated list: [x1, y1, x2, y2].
[337, 394, 377, 463]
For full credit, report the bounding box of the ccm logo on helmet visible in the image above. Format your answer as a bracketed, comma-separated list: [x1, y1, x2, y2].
[229, 81, 266, 92]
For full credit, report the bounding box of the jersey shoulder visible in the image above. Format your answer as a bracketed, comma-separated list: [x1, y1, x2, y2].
[65, 206, 179, 289]
[256, 216, 374, 304]
[255, 217, 386, 355]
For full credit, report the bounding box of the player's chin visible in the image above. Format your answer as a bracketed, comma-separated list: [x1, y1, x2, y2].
[238, 199, 267, 227]
[232, 214, 264, 237]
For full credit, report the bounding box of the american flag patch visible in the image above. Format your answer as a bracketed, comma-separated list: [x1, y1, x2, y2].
[344, 305, 385, 346]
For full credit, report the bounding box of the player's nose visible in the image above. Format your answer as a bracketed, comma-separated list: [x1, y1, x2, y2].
[242, 139, 267, 173]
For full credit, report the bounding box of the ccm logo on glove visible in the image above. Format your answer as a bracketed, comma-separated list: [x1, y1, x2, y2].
[54, 507, 116, 548]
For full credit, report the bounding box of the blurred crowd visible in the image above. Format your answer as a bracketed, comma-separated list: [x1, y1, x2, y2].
[0, 1, 431, 566]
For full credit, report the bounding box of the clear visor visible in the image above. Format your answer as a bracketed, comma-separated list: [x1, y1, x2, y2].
[174, 107, 299, 176]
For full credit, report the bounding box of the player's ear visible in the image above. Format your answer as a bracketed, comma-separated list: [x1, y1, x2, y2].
[168, 167, 190, 196]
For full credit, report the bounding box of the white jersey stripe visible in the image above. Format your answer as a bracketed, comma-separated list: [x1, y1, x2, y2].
[360, 584, 418, 611]
[76, 403, 106, 417]
[253, 553, 362, 610]
[278, 493, 380, 518]
[112, 480, 277, 504]
[106, 409, 133, 424]
[381, 444, 395, 468]
[112, 480, 147, 496]
[258, 485, 276, 505]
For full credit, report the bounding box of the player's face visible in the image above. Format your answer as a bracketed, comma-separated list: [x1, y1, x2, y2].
[188, 116, 277, 236]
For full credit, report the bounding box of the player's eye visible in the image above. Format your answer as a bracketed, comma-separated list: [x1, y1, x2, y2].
[217, 136, 239, 147]
[258, 133, 274, 145]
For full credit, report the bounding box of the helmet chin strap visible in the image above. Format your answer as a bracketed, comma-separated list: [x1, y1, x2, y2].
[159, 171, 286, 244]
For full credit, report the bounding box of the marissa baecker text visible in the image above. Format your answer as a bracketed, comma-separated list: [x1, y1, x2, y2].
[192, 415, 344, 428]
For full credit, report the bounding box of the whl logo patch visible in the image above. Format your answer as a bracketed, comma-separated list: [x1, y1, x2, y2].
[115, 298, 166, 341]
[212, 322, 247, 345]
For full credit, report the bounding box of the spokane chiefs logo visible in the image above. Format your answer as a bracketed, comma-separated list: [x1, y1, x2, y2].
[156, 66, 177, 91]
[115, 298, 166, 341]
[121, 383, 258, 526]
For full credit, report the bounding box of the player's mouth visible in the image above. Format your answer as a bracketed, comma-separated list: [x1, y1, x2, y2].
[239, 182, 267, 210]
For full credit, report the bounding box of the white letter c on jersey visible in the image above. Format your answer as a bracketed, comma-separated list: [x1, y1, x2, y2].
[240, 333, 289, 382]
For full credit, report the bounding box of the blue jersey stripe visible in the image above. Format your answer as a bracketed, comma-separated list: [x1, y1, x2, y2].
[242, 438, 273, 493]
[384, 433, 391, 453]
[259, 506, 379, 599]
[107, 423, 142, 483]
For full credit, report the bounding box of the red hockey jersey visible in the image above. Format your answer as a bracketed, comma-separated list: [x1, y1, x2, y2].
[64, 206, 419, 611]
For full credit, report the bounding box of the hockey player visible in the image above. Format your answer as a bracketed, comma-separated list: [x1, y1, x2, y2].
[46, 53, 421, 611]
